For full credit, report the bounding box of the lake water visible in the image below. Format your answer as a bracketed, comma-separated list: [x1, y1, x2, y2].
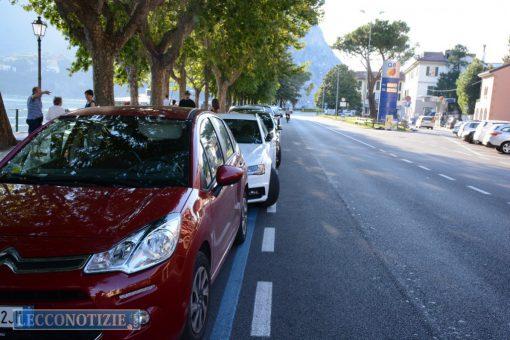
[3, 94, 86, 132]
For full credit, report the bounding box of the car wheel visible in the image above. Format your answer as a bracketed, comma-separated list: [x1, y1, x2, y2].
[263, 167, 280, 207]
[182, 252, 210, 340]
[501, 142, 510, 154]
[235, 188, 248, 245]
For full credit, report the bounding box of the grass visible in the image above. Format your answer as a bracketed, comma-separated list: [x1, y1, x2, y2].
[318, 114, 409, 132]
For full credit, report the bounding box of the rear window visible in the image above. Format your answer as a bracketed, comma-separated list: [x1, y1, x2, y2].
[223, 119, 262, 144]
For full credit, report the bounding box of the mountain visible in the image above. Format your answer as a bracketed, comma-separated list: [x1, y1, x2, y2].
[291, 26, 341, 108]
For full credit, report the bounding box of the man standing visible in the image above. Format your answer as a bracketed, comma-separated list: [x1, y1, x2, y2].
[163, 94, 171, 106]
[178, 91, 196, 108]
[84, 89, 96, 108]
[27, 86, 50, 133]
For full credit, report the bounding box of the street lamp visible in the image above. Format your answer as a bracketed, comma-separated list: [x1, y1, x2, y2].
[32, 16, 47, 89]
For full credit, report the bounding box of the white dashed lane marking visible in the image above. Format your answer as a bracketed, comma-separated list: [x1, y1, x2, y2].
[261, 228, 275, 253]
[418, 165, 431, 171]
[438, 174, 456, 181]
[467, 185, 491, 195]
[401, 159, 413, 164]
[389, 153, 398, 157]
[266, 204, 277, 213]
[251, 282, 273, 337]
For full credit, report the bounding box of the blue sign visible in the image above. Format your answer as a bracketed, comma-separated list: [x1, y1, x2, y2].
[377, 60, 401, 122]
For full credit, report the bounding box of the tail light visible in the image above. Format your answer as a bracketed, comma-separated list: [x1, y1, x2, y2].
[491, 132, 501, 136]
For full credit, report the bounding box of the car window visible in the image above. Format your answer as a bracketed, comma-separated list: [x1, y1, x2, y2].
[199, 118, 224, 180]
[224, 119, 262, 144]
[501, 127, 510, 132]
[258, 113, 275, 131]
[211, 117, 235, 160]
[259, 118, 269, 138]
[200, 141, 213, 189]
[0, 116, 190, 188]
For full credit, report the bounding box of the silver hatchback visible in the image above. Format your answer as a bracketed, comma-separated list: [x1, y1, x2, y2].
[487, 125, 510, 154]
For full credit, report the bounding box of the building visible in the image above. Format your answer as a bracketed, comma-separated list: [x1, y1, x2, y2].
[354, 71, 405, 116]
[401, 51, 473, 120]
[474, 63, 510, 121]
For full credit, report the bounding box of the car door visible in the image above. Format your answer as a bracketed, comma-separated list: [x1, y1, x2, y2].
[198, 117, 232, 273]
[210, 116, 241, 244]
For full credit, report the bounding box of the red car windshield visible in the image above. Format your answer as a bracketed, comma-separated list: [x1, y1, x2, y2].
[0, 115, 190, 188]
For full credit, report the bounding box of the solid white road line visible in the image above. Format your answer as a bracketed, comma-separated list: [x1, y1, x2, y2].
[444, 137, 485, 157]
[266, 204, 277, 213]
[314, 122, 376, 149]
[251, 282, 273, 337]
[418, 165, 431, 171]
[401, 159, 413, 164]
[467, 185, 491, 195]
[261, 228, 275, 253]
[438, 174, 456, 181]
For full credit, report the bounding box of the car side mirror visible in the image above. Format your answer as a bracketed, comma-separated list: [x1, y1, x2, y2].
[265, 131, 274, 142]
[277, 125, 282, 131]
[216, 165, 244, 186]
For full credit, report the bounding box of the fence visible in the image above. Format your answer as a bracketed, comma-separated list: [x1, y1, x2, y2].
[6, 108, 29, 133]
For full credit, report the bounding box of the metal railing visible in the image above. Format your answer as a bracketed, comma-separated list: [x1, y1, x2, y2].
[6, 108, 29, 133]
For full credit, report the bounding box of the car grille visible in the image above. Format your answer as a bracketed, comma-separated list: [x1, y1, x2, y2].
[0, 248, 88, 274]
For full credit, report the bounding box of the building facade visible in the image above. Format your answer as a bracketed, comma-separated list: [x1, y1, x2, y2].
[474, 63, 510, 121]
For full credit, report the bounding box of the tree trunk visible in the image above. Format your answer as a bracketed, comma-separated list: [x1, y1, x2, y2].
[127, 65, 139, 106]
[204, 84, 210, 109]
[91, 49, 115, 106]
[164, 70, 170, 100]
[217, 81, 229, 112]
[150, 60, 166, 106]
[0, 92, 17, 150]
[194, 88, 201, 107]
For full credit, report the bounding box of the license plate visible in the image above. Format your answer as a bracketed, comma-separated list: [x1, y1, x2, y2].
[0, 306, 20, 328]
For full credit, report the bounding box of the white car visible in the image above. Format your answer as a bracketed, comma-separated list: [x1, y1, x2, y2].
[460, 122, 480, 143]
[474, 121, 510, 144]
[416, 116, 435, 129]
[488, 126, 510, 154]
[219, 113, 279, 205]
[482, 124, 510, 146]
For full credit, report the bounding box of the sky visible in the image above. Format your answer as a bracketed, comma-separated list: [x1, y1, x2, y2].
[319, 0, 510, 70]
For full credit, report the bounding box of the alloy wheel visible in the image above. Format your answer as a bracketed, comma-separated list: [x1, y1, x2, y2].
[190, 266, 209, 334]
[502, 142, 510, 154]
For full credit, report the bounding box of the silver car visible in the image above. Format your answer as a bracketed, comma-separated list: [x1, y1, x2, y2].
[482, 124, 510, 146]
[461, 122, 480, 143]
[487, 126, 510, 154]
[473, 121, 510, 144]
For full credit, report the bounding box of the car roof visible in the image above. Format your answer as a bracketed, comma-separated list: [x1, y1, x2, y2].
[217, 113, 260, 121]
[66, 106, 205, 121]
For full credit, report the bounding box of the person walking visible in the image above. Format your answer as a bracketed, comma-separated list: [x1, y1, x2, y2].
[45, 97, 66, 123]
[211, 98, 220, 113]
[27, 86, 50, 133]
[178, 91, 196, 108]
[163, 94, 171, 106]
[84, 89, 96, 108]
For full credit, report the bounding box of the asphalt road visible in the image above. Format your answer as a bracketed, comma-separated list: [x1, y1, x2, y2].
[202, 111, 510, 340]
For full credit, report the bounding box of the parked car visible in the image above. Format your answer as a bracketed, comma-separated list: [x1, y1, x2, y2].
[416, 115, 435, 129]
[488, 126, 510, 154]
[457, 121, 477, 137]
[482, 124, 510, 146]
[452, 121, 464, 135]
[461, 122, 480, 143]
[229, 106, 282, 168]
[219, 113, 279, 206]
[473, 121, 510, 144]
[0, 107, 248, 339]
[230, 105, 281, 125]
[446, 116, 458, 129]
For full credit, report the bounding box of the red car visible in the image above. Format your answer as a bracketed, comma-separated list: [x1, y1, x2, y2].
[0, 107, 248, 339]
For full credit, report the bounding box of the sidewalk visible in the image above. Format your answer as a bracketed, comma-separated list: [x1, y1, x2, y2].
[0, 132, 26, 161]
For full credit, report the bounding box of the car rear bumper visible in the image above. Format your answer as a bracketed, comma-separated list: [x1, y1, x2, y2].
[0, 254, 190, 340]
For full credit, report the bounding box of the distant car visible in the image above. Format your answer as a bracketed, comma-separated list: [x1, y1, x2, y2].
[488, 126, 510, 154]
[482, 124, 510, 146]
[474, 121, 510, 144]
[219, 113, 280, 206]
[446, 116, 458, 129]
[416, 115, 435, 129]
[461, 122, 480, 143]
[456, 121, 475, 137]
[452, 121, 463, 135]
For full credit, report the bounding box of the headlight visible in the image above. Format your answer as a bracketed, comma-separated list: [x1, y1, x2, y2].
[84, 214, 181, 274]
[247, 164, 265, 175]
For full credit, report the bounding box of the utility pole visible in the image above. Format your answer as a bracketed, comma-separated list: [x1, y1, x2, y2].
[322, 86, 325, 113]
[335, 66, 340, 117]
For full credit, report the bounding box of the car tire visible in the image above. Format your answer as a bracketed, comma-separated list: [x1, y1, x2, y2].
[235, 188, 248, 245]
[263, 168, 280, 207]
[500, 142, 510, 154]
[182, 252, 210, 340]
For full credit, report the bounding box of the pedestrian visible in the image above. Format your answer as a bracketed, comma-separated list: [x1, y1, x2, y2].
[178, 91, 196, 108]
[172, 99, 177, 106]
[45, 96, 66, 122]
[163, 94, 170, 106]
[211, 98, 220, 113]
[84, 89, 96, 108]
[27, 86, 50, 133]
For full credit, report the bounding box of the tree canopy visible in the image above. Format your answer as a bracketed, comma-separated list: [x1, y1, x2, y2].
[315, 65, 361, 112]
[457, 59, 484, 115]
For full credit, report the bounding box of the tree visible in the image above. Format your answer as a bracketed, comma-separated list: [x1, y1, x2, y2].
[140, 0, 200, 105]
[434, 44, 469, 99]
[503, 36, 510, 64]
[275, 57, 311, 107]
[0, 92, 17, 150]
[23, 0, 164, 106]
[334, 20, 414, 119]
[457, 59, 484, 115]
[314, 65, 361, 112]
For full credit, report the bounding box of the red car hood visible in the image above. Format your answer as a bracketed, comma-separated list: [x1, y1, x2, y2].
[0, 183, 191, 257]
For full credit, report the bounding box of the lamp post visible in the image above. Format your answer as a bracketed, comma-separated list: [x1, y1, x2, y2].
[335, 66, 340, 116]
[32, 16, 47, 89]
